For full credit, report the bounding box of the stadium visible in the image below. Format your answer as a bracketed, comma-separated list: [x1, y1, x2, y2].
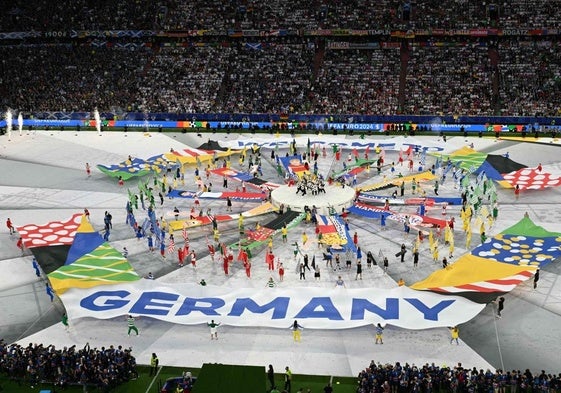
[1, 1, 561, 392]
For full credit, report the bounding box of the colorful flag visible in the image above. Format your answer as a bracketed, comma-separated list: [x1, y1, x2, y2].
[168, 237, 176, 254]
[454, 166, 463, 180]
[182, 222, 188, 242]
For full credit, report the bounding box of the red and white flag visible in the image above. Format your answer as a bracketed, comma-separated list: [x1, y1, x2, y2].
[168, 237, 176, 254]
[406, 145, 413, 160]
[182, 222, 189, 242]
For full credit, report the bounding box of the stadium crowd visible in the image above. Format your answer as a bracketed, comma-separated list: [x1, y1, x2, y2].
[404, 45, 493, 116]
[0, 1, 560, 117]
[498, 41, 561, 117]
[5, 0, 560, 32]
[2, 0, 162, 31]
[357, 360, 561, 393]
[0, 46, 147, 112]
[0, 339, 137, 391]
[221, 43, 314, 114]
[2, 40, 559, 118]
[2, 0, 405, 31]
[137, 46, 230, 113]
[310, 48, 400, 115]
[499, 0, 561, 28]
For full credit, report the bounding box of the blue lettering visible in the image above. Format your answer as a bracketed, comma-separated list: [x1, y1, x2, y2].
[80, 291, 130, 311]
[405, 298, 455, 321]
[377, 142, 397, 149]
[176, 297, 225, 316]
[294, 297, 343, 320]
[129, 291, 179, 316]
[350, 298, 399, 320]
[228, 297, 289, 319]
[348, 142, 377, 148]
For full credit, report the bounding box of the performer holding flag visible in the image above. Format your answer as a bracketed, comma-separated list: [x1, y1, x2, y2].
[167, 234, 175, 254]
[206, 236, 215, 262]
